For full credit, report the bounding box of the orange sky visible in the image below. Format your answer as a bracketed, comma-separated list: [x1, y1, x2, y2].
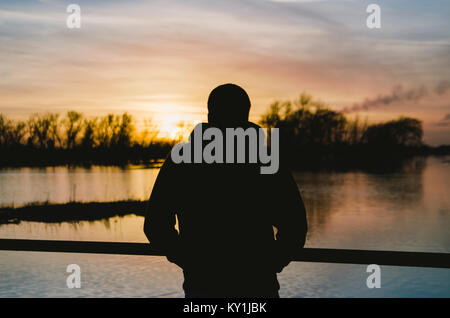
[0, 0, 449, 144]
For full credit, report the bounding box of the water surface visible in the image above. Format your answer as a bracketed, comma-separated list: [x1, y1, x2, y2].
[0, 157, 449, 297]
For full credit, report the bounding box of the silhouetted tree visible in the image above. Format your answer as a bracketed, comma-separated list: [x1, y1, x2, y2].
[138, 119, 160, 147]
[81, 118, 98, 149]
[345, 116, 368, 146]
[363, 117, 423, 147]
[63, 111, 83, 149]
[0, 115, 26, 148]
[259, 93, 425, 169]
[0, 97, 427, 168]
[115, 113, 134, 148]
[261, 93, 349, 147]
[27, 113, 61, 149]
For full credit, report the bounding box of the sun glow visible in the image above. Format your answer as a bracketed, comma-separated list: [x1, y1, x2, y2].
[158, 114, 188, 139]
[149, 104, 202, 140]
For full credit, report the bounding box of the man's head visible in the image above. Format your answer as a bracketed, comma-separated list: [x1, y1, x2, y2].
[207, 84, 251, 126]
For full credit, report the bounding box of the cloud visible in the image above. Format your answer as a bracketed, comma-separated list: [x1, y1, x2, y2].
[0, 9, 61, 24]
[434, 113, 450, 126]
[435, 81, 450, 95]
[1, 0, 450, 144]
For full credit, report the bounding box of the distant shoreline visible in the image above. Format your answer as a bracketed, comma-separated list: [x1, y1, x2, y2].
[0, 145, 448, 171]
[2, 107, 449, 170]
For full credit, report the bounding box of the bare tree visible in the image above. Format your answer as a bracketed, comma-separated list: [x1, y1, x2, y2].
[63, 111, 83, 149]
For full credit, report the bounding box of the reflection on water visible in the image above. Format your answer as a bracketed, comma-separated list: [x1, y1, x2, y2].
[0, 215, 147, 242]
[0, 165, 159, 207]
[0, 156, 449, 297]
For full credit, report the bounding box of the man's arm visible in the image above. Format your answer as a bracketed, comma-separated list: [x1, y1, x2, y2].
[143, 157, 182, 266]
[272, 168, 308, 272]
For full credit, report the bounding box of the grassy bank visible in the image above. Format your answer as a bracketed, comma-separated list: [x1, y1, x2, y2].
[0, 200, 147, 225]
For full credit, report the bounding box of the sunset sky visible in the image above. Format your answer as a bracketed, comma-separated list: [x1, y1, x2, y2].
[1, 0, 449, 144]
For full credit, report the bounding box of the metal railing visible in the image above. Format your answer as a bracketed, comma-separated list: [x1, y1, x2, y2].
[1, 238, 449, 268]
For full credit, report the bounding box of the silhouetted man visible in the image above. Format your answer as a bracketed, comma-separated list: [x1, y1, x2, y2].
[144, 84, 307, 298]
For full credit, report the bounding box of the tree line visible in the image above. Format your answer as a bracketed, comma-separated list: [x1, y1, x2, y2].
[0, 93, 434, 169]
[0, 111, 166, 149]
[259, 93, 425, 170]
[0, 111, 173, 166]
[260, 93, 423, 147]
